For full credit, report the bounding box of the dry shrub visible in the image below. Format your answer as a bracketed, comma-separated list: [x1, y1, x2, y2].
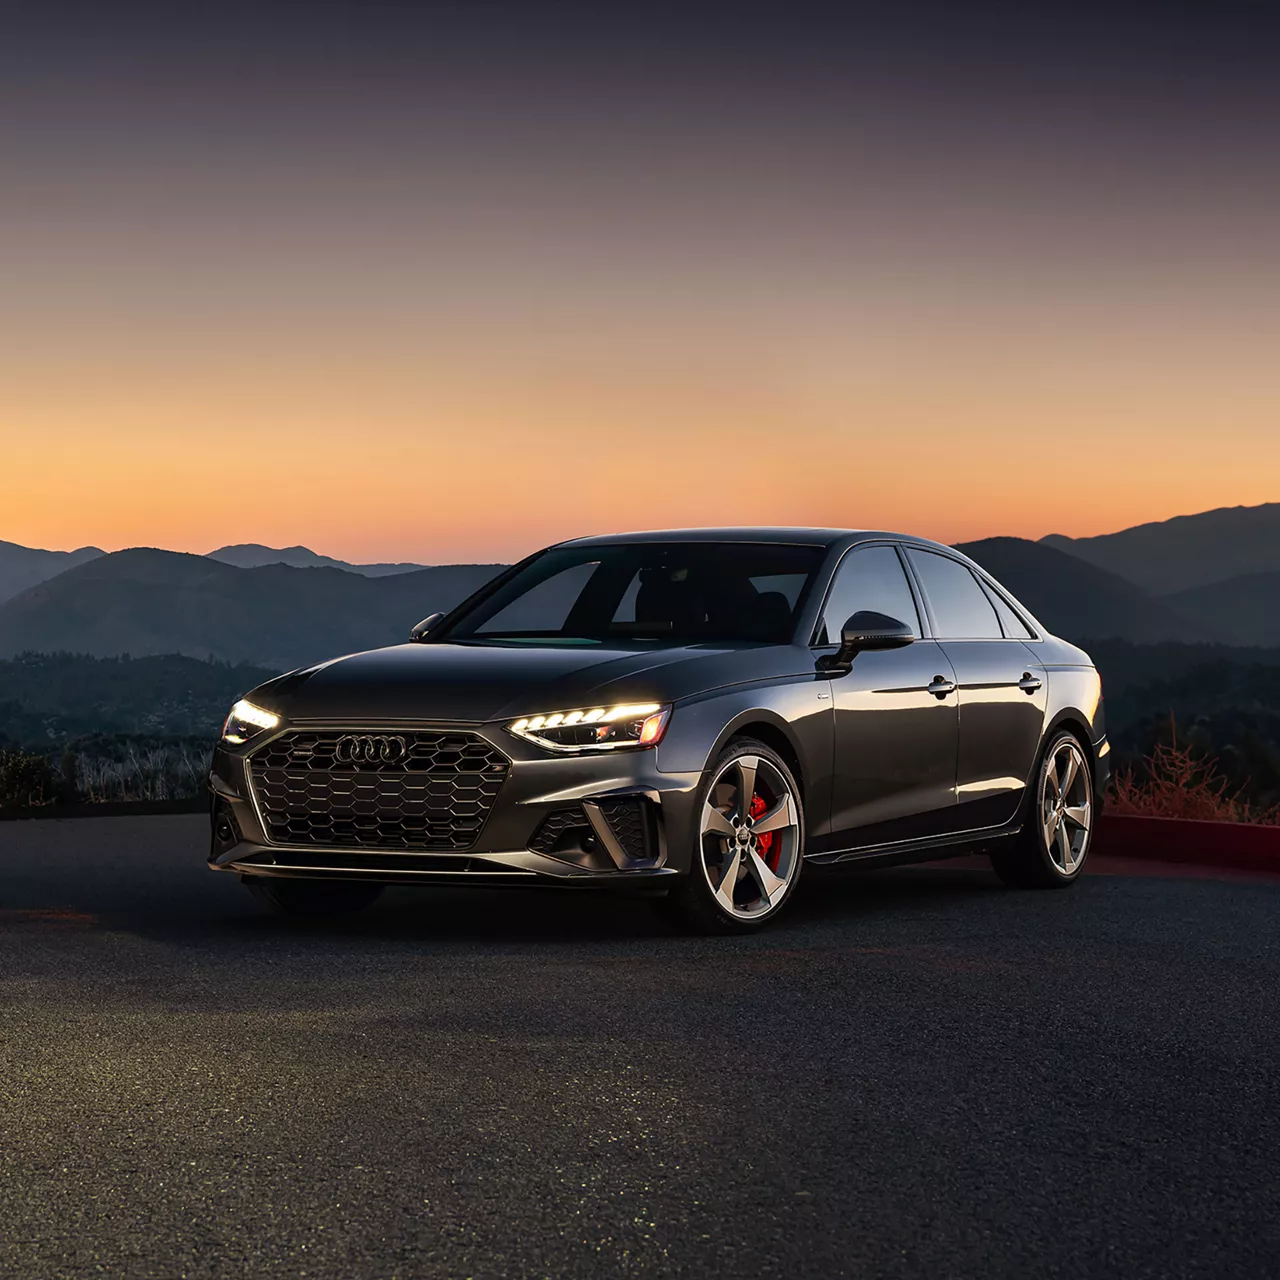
[75, 744, 206, 803]
[1110, 715, 1280, 826]
[0, 749, 57, 808]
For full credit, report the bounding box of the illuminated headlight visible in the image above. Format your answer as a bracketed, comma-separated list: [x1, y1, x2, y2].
[507, 704, 671, 752]
[221, 699, 280, 745]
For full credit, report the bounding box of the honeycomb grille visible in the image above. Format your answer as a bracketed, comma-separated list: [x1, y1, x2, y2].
[249, 730, 510, 850]
[528, 807, 592, 856]
[597, 798, 654, 862]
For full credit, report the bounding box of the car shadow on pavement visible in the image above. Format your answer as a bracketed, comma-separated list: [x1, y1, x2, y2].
[0, 809, 1013, 952]
[32, 864, 1012, 954]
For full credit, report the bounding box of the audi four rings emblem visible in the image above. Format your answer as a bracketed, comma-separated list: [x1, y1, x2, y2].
[334, 734, 408, 764]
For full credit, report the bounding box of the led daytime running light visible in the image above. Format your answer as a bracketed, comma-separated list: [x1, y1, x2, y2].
[509, 704, 662, 735]
[508, 703, 669, 752]
[222, 699, 280, 744]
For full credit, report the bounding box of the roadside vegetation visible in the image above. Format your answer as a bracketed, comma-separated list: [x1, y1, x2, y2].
[0, 739, 211, 808]
[1109, 715, 1279, 825]
[0, 653, 252, 809]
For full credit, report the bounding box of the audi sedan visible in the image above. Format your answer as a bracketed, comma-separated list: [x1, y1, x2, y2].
[208, 528, 1109, 933]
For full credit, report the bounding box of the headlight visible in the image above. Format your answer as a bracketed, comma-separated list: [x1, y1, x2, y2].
[221, 699, 280, 745]
[507, 704, 670, 752]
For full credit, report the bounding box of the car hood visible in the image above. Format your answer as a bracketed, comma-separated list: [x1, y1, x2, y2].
[250, 640, 810, 724]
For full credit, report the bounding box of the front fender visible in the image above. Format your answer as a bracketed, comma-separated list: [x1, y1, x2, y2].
[655, 676, 835, 839]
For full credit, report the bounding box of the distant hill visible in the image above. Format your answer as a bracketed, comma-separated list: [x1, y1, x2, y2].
[0, 539, 103, 605]
[207, 543, 429, 577]
[0, 549, 505, 670]
[955, 537, 1219, 644]
[1162, 571, 1280, 648]
[1041, 502, 1280, 594]
[0, 536, 429, 604]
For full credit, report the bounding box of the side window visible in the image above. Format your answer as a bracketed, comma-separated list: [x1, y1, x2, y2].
[905, 549, 1002, 639]
[982, 581, 1035, 639]
[817, 546, 921, 646]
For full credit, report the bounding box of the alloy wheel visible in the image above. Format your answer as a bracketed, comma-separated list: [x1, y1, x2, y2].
[698, 753, 801, 919]
[1041, 738, 1092, 875]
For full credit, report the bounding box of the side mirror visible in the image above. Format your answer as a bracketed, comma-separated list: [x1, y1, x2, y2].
[817, 610, 914, 674]
[409, 612, 445, 642]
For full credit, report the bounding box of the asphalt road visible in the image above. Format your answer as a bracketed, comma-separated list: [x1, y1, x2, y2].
[2, 816, 1278, 1280]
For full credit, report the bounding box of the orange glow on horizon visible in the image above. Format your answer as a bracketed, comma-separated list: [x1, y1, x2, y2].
[6, 321, 1277, 562]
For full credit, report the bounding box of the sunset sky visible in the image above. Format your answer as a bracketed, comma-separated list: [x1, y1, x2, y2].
[4, 3, 1279, 563]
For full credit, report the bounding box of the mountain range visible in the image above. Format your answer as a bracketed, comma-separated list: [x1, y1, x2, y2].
[0, 539, 105, 605]
[1, 501, 1277, 666]
[1042, 503, 1280, 594]
[0, 550, 503, 670]
[951, 538, 1220, 644]
[0, 540, 431, 605]
[205, 543, 431, 576]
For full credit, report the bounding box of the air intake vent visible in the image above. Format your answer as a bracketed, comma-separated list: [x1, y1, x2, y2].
[595, 798, 656, 863]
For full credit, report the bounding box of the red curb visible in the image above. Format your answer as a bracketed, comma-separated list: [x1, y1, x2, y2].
[1086, 855, 1280, 883]
[1092, 813, 1280, 875]
[915, 815, 1280, 880]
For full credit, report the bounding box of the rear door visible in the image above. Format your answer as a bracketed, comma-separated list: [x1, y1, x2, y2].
[903, 548, 1047, 832]
[818, 543, 960, 851]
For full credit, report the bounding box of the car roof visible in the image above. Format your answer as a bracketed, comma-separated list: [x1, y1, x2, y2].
[556, 526, 955, 553]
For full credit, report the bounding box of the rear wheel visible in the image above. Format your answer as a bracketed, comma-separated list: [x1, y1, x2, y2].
[658, 739, 805, 934]
[990, 731, 1094, 889]
[243, 877, 385, 917]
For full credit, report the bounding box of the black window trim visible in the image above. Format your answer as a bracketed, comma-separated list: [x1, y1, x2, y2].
[973, 574, 1041, 642]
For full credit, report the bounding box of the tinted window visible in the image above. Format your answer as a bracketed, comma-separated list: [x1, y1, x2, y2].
[611, 570, 810, 625]
[446, 542, 826, 645]
[982, 582, 1035, 639]
[817, 545, 920, 646]
[906, 549, 1002, 639]
[478, 561, 599, 634]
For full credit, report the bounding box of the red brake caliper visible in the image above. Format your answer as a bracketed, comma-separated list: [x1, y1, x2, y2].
[749, 792, 778, 871]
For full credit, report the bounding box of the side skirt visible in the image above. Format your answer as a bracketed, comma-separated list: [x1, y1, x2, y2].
[804, 824, 1021, 871]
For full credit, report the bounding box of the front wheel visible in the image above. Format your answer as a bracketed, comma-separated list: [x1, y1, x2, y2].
[657, 739, 805, 934]
[990, 732, 1094, 889]
[243, 877, 385, 917]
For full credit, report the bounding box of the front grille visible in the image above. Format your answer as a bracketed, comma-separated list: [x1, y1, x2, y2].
[249, 730, 510, 850]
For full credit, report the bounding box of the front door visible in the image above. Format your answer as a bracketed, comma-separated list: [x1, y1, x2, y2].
[814, 544, 960, 851]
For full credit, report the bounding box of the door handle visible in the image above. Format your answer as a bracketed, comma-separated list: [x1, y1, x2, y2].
[1018, 672, 1043, 694]
[927, 676, 957, 699]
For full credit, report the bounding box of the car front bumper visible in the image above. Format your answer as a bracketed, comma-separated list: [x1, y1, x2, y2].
[207, 722, 703, 887]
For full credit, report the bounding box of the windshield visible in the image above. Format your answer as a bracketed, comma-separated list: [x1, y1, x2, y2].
[440, 542, 826, 646]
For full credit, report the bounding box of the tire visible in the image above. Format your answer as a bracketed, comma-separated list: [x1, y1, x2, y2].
[243, 876, 385, 917]
[990, 730, 1095, 889]
[657, 738, 805, 934]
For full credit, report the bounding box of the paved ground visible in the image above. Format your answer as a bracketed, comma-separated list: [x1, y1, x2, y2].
[1, 815, 1278, 1280]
